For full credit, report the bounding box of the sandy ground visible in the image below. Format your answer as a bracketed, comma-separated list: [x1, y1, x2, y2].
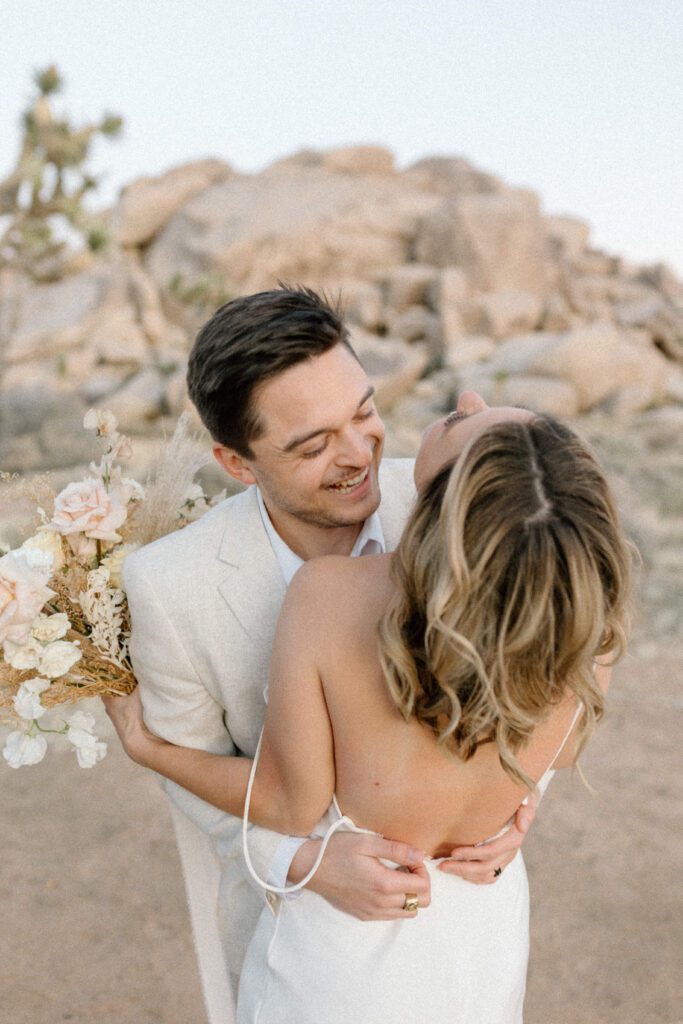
[2, 641, 681, 1024]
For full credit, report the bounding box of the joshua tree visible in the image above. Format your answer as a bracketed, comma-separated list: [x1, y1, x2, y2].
[0, 65, 122, 280]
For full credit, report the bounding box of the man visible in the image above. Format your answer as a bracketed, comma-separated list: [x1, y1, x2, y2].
[109, 287, 532, 1024]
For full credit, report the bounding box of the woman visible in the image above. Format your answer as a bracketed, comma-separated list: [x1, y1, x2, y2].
[110, 402, 631, 1022]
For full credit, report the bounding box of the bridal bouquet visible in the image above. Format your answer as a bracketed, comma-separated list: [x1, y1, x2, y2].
[0, 409, 220, 769]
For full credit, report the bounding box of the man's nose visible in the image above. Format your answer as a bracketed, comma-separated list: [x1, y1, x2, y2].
[337, 424, 373, 465]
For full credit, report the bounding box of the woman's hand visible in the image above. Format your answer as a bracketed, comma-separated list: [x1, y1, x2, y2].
[101, 687, 166, 768]
[438, 797, 537, 884]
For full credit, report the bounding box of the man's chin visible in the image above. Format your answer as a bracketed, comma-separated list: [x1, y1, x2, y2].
[323, 485, 380, 526]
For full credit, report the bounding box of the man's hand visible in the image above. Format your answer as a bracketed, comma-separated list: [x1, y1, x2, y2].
[288, 832, 430, 920]
[101, 687, 164, 768]
[438, 797, 537, 884]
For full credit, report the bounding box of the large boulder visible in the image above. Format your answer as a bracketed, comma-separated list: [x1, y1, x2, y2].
[87, 305, 150, 367]
[144, 166, 440, 295]
[529, 324, 672, 410]
[615, 295, 683, 363]
[97, 368, 167, 434]
[341, 280, 384, 332]
[444, 335, 496, 369]
[454, 364, 580, 417]
[383, 264, 439, 313]
[406, 156, 502, 195]
[474, 290, 543, 339]
[428, 267, 471, 347]
[415, 189, 549, 299]
[3, 268, 109, 364]
[113, 159, 234, 248]
[0, 380, 91, 472]
[321, 145, 396, 176]
[487, 331, 562, 375]
[350, 328, 430, 411]
[544, 215, 590, 262]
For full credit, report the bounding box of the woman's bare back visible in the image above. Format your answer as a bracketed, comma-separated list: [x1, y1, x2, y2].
[311, 554, 580, 855]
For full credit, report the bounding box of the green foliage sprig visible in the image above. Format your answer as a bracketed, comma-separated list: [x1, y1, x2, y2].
[0, 65, 123, 280]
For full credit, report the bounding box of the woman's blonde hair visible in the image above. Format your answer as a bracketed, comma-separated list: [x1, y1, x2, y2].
[378, 415, 632, 789]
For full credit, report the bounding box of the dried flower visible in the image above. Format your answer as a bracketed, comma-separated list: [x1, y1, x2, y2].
[1, 410, 214, 767]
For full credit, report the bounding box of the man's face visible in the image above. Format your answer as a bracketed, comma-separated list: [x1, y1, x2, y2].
[224, 344, 385, 531]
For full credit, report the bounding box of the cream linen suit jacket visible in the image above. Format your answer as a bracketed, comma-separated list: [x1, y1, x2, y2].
[122, 458, 416, 1024]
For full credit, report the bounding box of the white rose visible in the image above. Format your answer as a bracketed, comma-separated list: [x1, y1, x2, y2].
[37, 639, 82, 678]
[50, 478, 128, 554]
[66, 710, 107, 768]
[12, 677, 51, 720]
[0, 549, 54, 645]
[30, 612, 70, 643]
[100, 543, 138, 589]
[22, 531, 66, 572]
[3, 730, 48, 768]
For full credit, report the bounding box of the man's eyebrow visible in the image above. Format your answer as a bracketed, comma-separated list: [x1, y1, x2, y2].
[281, 386, 375, 453]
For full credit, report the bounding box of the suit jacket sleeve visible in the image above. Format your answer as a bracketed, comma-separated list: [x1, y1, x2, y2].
[123, 558, 282, 886]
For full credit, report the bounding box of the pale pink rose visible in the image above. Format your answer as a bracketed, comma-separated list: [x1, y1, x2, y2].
[0, 550, 54, 645]
[49, 479, 128, 556]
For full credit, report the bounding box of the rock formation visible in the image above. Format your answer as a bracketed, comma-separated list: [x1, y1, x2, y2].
[1, 145, 681, 634]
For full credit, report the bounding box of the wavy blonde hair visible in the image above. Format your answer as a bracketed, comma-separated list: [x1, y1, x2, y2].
[378, 416, 632, 790]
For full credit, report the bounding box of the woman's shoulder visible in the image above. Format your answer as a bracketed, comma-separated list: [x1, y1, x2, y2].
[287, 553, 393, 624]
[290, 552, 393, 593]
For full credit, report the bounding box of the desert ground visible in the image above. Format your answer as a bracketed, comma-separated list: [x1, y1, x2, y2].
[1, 634, 681, 1024]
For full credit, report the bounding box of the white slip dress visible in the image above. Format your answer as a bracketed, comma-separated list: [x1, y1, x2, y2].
[236, 711, 580, 1024]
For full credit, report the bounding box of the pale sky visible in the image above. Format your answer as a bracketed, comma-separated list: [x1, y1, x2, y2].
[1, 0, 681, 273]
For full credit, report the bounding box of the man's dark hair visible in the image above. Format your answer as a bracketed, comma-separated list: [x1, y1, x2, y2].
[187, 285, 356, 456]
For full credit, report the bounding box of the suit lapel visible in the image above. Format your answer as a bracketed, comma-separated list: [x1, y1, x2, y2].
[216, 487, 286, 641]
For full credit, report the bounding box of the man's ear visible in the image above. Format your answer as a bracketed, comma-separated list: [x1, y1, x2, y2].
[212, 444, 257, 486]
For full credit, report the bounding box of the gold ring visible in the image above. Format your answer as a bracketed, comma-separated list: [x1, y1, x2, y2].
[402, 892, 419, 912]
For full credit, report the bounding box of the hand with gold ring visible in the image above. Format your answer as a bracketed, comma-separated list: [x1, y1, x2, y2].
[402, 892, 419, 913]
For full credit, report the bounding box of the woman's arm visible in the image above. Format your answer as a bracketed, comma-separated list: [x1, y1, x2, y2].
[103, 561, 336, 835]
[248, 560, 336, 834]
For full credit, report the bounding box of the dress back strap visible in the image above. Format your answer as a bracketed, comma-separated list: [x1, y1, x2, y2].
[241, 727, 356, 895]
[541, 701, 584, 777]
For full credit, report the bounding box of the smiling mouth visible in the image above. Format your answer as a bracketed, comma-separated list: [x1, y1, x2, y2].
[326, 467, 370, 493]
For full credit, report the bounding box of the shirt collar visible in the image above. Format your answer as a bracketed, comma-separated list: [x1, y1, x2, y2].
[257, 489, 386, 586]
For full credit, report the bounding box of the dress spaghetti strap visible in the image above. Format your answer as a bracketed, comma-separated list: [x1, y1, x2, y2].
[241, 728, 372, 896]
[542, 700, 584, 776]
